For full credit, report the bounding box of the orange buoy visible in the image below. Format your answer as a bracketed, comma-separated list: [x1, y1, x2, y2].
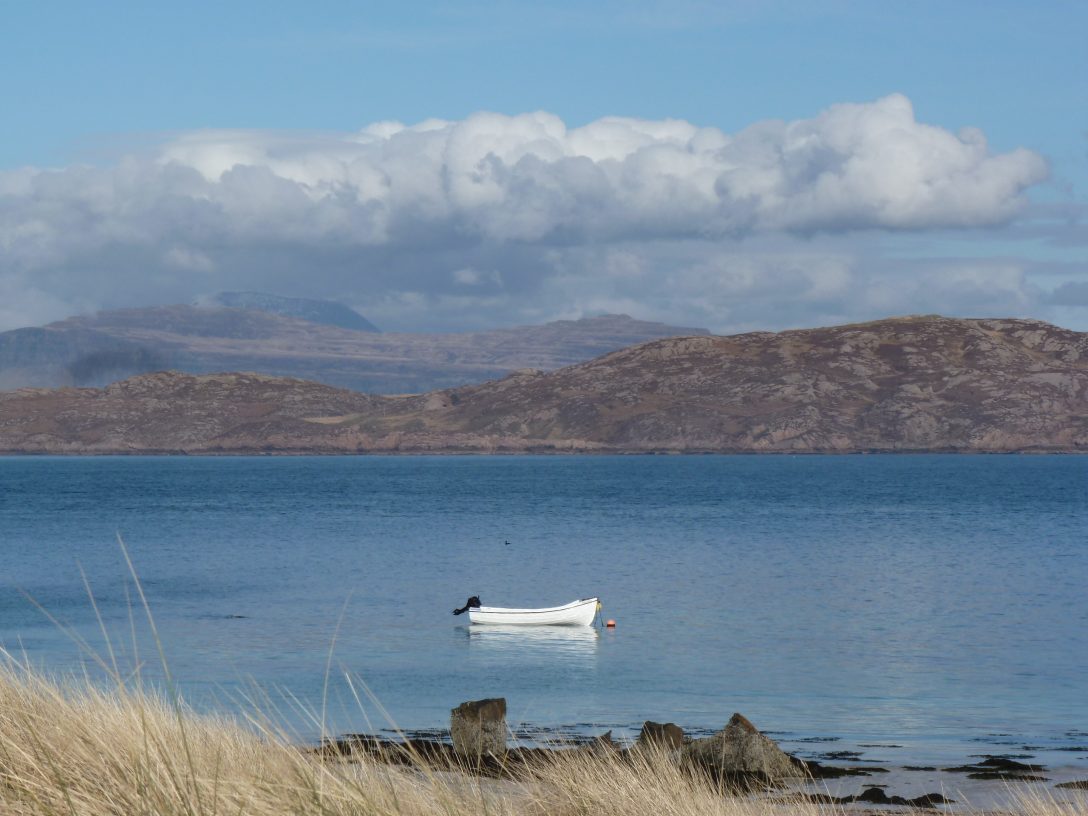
[606, 619, 616, 628]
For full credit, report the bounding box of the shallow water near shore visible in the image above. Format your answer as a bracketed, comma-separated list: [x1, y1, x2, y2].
[1, 455, 1085, 779]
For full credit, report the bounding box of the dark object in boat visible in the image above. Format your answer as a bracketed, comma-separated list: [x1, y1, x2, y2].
[452, 596, 481, 615]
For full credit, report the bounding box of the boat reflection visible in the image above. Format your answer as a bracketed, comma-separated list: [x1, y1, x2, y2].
[466, 624, 600, 661]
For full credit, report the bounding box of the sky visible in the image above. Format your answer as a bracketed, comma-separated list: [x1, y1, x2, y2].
[1, 0, 1085, 334]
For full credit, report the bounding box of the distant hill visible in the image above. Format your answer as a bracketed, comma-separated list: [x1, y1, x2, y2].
[2, 316, 1084, 454]
[0, 303, 709, 392]
[206, 292, 381, 332]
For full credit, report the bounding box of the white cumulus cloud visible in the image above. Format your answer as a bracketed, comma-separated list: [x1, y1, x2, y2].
[0, 95, 1058, 332]
[143, 94, 1046, 242]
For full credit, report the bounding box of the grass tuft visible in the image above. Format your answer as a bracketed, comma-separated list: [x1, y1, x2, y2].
[1, 653, 1086, 815]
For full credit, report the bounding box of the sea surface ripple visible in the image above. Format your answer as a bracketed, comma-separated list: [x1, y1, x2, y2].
[1, 455, 1085, 771]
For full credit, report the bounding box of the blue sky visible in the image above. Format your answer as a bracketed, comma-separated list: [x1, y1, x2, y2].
[1, 0, 1085, 333]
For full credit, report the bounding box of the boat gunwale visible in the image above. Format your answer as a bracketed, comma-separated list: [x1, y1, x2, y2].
[471, 597, 598, 616]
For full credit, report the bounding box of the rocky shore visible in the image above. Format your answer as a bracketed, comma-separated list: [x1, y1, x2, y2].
[3, 637, 1082, 816]
[317, 698, 1088, 811]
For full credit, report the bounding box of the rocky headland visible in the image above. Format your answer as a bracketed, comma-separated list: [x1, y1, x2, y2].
[0, 315, 1084, 454]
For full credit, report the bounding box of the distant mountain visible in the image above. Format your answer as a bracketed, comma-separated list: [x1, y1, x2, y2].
[0, 304, 709, 392]
[206, 292, 380, 332]
[2, 316, 1084, 454]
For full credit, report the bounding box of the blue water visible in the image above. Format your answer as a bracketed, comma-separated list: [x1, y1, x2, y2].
[1, 455, 1085, 770]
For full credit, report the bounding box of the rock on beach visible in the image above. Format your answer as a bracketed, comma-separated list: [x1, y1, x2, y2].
[450, 697, 507, 761]
[636, 721, 685, 752]
[683, 713, 802, 786]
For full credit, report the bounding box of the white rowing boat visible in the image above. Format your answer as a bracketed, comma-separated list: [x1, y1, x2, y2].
[468, 597, 599, 626]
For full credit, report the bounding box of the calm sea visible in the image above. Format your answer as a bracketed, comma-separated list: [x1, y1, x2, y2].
[1, 455, 1085, 770]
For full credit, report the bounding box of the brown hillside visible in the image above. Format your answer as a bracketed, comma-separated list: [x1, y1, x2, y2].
[1, 316, 1084, 454]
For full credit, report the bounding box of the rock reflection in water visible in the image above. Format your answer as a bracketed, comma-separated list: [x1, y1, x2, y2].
[466, 625, 600, 663]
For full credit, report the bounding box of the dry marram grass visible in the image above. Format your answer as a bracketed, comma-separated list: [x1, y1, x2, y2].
[0, 657, 1083, 816]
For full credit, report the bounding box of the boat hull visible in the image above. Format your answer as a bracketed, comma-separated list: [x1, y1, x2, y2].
[468, 597, 598, 626]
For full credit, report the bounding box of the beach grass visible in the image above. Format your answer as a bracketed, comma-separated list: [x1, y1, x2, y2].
[0, 654, 1084, 816]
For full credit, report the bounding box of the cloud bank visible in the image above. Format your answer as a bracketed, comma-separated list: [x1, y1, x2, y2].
[0, 95, 1058, 332]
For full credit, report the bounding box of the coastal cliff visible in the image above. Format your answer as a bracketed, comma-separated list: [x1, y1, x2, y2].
[1, 315, 1084, 454]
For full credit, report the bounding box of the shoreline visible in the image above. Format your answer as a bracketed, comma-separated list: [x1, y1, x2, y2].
[319, 726, 1088, 813]
[4, 674, 1085, 816]
[2, 652, 1085, 815]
